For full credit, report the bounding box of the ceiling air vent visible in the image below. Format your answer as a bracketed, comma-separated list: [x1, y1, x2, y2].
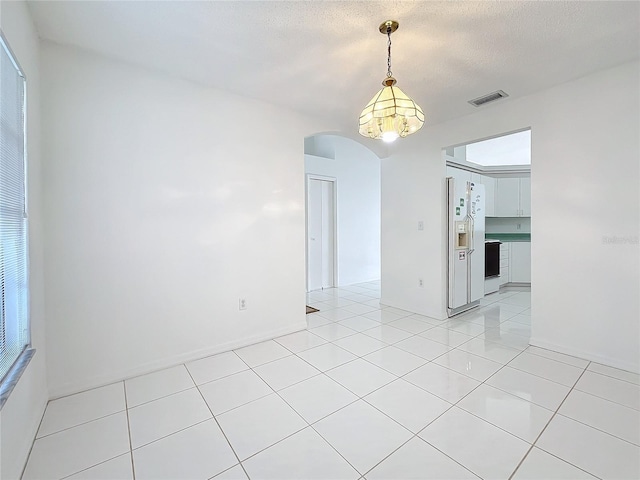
[468, 90, 509, 107]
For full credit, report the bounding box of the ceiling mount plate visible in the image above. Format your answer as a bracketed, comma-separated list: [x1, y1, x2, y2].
[379, 20, 399, 35]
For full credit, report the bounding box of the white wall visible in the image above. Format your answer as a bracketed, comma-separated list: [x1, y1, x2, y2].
[0, 2, 49, 478]
[41, 43, 328, 396]
[305, 135, 380, 286]
[382, 60, 639, 372]
[381, 136, 446, 319]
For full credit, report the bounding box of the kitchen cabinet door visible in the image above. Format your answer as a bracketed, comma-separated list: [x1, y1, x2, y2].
[499, 242, 510, 285]
[482, 176, 496, 217]
[495, 178, 520, 217]
[519, 177, 531, 216]
[510, 242, 531, 283]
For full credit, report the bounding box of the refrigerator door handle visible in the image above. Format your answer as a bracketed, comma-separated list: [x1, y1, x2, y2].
[468, 215, 475, 255]
[466, 181, 475, 255]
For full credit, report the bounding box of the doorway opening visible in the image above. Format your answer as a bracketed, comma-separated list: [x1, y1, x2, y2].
[303, 134, 382, 295]
[306, 175, 337, 292]
[444, 128, 532, 301]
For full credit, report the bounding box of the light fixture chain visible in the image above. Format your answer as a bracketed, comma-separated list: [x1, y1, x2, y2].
[386, 30, 392, 77]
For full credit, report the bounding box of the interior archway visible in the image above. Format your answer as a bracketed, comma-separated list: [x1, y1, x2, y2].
[304, 133, 382, 292]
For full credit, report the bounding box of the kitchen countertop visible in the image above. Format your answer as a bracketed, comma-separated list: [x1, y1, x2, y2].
[485, 233, 531, 242]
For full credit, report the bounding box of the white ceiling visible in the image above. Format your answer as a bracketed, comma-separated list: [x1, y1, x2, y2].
[27, 1, 640, 133]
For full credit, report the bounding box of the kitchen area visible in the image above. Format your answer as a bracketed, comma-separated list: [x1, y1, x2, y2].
[445, 130, 531, 314]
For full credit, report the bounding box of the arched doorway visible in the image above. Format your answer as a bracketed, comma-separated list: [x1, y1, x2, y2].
[304, 134, 383, 292]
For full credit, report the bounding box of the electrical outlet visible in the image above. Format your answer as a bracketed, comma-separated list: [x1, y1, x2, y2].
[418, 278, 424, 287]
[239, 298, 247, 310]
[418, 221, 424, 231]
[517, 223, 521, 230]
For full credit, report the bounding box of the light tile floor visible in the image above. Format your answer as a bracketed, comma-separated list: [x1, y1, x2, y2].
[23, 283, 640, 479]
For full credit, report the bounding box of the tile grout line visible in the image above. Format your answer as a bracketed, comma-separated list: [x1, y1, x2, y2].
[199, 329, 367, 423]
[240, 312, 419, 478]
[382, 343, 543, 477]
[30, 425, 133, 479]
[398, 347, 535, 448]
[125, 384, 194, 410]
[57, 453, 132, 480]
[45, 379, 127, 404]
[129, 417, 214, 453]
[552, 409, 640, 446]
[128, 364, 211, 450]
[376, 296, 540, 479]
[21, 383, 133, 480]
[304, 308, 524, 407]
[552, 413, 640, 449]
[323, 351, 482, 479]
[186, 365, 253, 480]
[434, 332, 594, 411]
[224, 349, 358, 475]
[355, 397, 484, 479]
[571, 379, 640, 408]
[317, 300, 630, 479]
[515, 448, 604, 480]
[18, 397, 50, 480]
[190, 367, 254, 390]
[122, 382, 136, 480]
[444, 344, 545, 413]
[397, 436, 484, 480]
[274, 286, 523, 475]
[217, 346, 325, 473]
[506, 362, 598, 480]
[523, 347, 591, 369]
[276, 317, 488, 478]
[580, 368, 640, 387]
[204, 390, 276, 418]
[297, 326, 439, 393]
[498, 363, 584, 389]
[265, 386, 362, 477]
[485, 354, 640, 412]
[33, 407, 130, 441]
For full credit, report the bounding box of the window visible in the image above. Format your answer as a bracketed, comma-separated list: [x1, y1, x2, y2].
[0, 31, 29, 384]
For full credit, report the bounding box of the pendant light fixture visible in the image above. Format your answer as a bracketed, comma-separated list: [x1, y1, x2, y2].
[358, 20, 424, 142]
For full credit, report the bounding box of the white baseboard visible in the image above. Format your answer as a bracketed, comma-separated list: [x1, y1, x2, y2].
[49, 322, 307, 399]
[530, 336, 640, 374]
[378, 297, 448, 322]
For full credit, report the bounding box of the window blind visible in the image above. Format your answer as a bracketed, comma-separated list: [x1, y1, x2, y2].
[0, 32, 29, 383]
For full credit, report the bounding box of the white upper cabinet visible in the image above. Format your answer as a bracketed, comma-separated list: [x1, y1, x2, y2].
[495, 177, 530, 217]
[495, 178, 521, 217]
[481, 175, 496, 217]
[519, 177, 531, 216]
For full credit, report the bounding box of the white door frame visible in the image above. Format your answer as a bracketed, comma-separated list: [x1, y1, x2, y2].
[305, 174, 338, 292]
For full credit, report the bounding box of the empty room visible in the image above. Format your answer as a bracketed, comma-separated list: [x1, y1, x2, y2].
[0, 1, 638, 479]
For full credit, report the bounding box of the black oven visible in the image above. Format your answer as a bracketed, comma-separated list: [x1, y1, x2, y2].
[485, 241, 501, 278]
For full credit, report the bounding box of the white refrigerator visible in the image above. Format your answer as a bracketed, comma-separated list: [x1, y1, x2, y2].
[447, 177, 485, 316]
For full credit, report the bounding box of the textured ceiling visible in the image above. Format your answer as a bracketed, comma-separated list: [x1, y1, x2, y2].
[27, 1, 640, 132]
